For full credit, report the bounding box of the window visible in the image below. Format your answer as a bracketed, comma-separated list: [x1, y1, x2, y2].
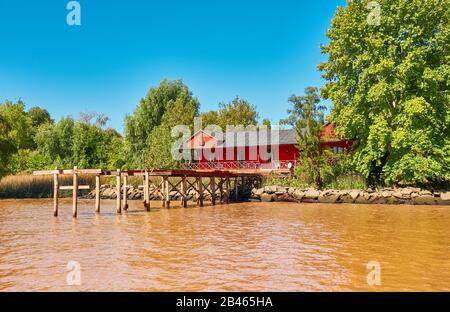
[332, 146, 344, 154]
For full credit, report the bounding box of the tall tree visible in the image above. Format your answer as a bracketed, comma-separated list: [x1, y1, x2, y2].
[28, 107, 53, 128]
[281, 87, 329, 187]
[124, 79, 200, 167]
[0, 114, 17, 177]
[200, 96, 259, 129]
[319, 0, 450, 186]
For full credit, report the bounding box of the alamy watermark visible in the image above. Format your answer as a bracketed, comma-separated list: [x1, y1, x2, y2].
[366, 260, 381, 286]
[66, 1, 81, 26]
[367, 1, 381, 26]
[66, 260, 81, 286]
[170, 117, 281, 163]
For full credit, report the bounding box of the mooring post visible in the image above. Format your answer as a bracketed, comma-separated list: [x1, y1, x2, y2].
[225, 176, 230, 204]
[234, 177, 239, 202]
[72, 166, 78, 218]
[95, 174, 100, 213]
[181, 175, 187, 208]
[116, 169, 121, 214]
[144, 171, 150, 211]
[197, 176, 204, 207]
[53, 171, 59, 217]
[123, 174, 129, 211]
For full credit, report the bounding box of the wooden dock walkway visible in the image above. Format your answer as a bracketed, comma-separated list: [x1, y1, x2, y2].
[33, 167, 262, 218]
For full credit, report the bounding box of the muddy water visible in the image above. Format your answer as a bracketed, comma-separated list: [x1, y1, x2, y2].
[0, 199, 449, 291]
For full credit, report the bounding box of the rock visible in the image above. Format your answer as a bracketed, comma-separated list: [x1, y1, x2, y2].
[253, 188, 265, 197]
[275, 186, 287, 195]
[400, 188, 413, 196]
[293, 190, 305, 200]
[304, 189, 320, 200]
[264, 186, 278, 194]
[419, 190, 432, 196]
[260, 193, 276, 202]
[288, 187, 295, 195]
[349, 190, 360, 201]
[441, 192, 450, 201]
[319, 193, 340, 203]
[413, 195, 436, 205]
[392, 191, 403, 199]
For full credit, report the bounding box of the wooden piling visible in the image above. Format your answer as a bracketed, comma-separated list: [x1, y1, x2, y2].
[219, 178, 224, 203]
[164, 176, 170, 209]
[197, 176, 204, 207]
[123, 174, 128, 211]
[144, 171, 150, 211]
[116, 169, 121, 214]
[53, 172, 59, 217]
[234, 177, 239, 201]
[210, 177, 216, 206]
[225, 176, 230, 204]
[95, 175, 100, 213]
[72, 166, 78, 218]
[181, 176, 187, 208]
[161, 176, 166, 208]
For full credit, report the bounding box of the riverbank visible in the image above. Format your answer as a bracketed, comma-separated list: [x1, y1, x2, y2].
[85, 184, 450, 205]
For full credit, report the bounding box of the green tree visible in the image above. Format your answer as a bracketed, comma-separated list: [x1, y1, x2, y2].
[124, 79, 200, 167]
[281, 87, 330, 188]
[201, 96, 259, 129]
[28, 107, 53, 127]
[0, 100, 35, 150]
[319, 0, 450, 186]
[0, 114, 17, 177]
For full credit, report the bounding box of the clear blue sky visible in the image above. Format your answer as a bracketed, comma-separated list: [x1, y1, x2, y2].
[0, 0, 345, 133]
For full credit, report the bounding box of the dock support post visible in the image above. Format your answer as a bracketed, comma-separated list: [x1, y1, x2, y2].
[210, 177, 216, 206]
[72, 166, 78, 218]
[164, 177, 170, 209]
[144, 171, 150, 211]
[181, 176, 187, 208]
[53, 172, 59, 217]
[116, 169, 121, 214]
[123, 174, 128, 211]
[161, 177, 166, 208]
[197, 176, 204, 207]
[234, 177, 239, 202]
[225, 176, 230, 204]
[219, 178, 223, 203]
[95, 175, 100, 213]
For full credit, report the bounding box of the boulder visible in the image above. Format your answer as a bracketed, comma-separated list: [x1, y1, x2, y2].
[253, 187, 265, 197]
[319, 192, 340, 203]
[293, 190, 305, 200]
[349, 190, 360, 201]
[440, 192, 450, 201]
[304, 189, 320, 200]
[413, 195, 436, 205]
[260, 193, 276, 202]
[264, 186, 278, 194]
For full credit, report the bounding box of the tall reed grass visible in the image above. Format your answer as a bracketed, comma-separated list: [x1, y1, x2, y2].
[0, 174, 97, 199]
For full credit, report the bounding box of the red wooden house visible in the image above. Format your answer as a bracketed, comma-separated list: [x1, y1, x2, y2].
[181, 123, 352, 170]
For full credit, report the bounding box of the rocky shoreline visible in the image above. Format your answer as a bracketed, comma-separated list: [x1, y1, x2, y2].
[251, 186, 450, 205]
[86, 184, 450, 205]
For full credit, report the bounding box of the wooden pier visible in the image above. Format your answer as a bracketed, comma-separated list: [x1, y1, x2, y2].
[33, 167, 262, 218]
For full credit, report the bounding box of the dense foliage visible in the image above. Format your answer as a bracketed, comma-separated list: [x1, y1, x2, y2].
[319, 0, 450, 187]
[281, 87, 334, 187]
[200, 96, 259, 129]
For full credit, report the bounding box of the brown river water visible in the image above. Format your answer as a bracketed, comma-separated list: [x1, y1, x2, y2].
[0, 199, 449, 291]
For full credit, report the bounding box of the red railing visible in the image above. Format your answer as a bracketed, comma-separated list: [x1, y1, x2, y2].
[181, 160, 297, 171]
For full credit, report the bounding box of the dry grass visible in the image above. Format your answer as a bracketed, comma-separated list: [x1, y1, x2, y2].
[0, 174, 97, 199]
